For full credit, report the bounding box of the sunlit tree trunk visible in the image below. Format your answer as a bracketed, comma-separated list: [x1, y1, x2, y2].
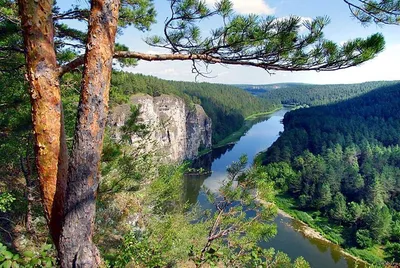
[19, 0, 120, 266]
[18, 0, 68, 249]
[59, 0, 120, 267]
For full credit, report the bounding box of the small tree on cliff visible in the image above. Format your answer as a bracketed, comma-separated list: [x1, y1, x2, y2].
[9, 0, 386, 266]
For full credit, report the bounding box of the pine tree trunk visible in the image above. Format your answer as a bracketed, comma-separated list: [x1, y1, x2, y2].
[59, 0, 120, 267]
[18, 0, 67, 248]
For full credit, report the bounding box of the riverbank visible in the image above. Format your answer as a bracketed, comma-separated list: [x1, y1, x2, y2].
[213, 107, 283, 149]
[274, 195, 384, 267]
[277, 209, 370, 267]
[258, 197, 370, 267]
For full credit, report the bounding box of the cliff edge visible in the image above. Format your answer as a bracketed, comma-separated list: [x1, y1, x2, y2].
[109, 94, 212, 162]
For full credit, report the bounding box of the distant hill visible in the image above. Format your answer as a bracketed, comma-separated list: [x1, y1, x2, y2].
[237, 81, 400, 106]
[236, 83, 308, 96]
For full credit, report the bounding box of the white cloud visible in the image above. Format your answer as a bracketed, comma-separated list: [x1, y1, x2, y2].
[154, 68, 179, 76]
[205, 0, 275, 15]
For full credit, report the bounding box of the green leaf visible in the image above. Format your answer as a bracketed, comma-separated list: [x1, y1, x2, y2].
[22, 251, 34, 258]
[3, 251, 13, 260]
[3, 260, 12, 268]
[30, 258, 39, 266]
[41, 244, 52, 251]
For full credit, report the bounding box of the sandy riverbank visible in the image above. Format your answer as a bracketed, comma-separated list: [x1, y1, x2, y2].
[258, 199, 369, 267]
[276, 207, 369, 267]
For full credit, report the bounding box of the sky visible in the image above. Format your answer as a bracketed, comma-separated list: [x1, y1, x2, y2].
[59, 0, 400, 85]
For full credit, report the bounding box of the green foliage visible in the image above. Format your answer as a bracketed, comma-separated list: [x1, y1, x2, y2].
[0, 243, 56, 268]
[217, 247, 310, 267]
[329, 193, 348, 223]
[0, 72, 31, 177]
[120, 105, 148, 141]
[148, 165, 187, 213]
[347, 246, 386, 265]
[113, 231, 168, 267]
[118, 0, 156, 31]
[0, 192, 15, 213]
[356, 229, 374, 249]
[367, 205, 392, 242]
[386, 242, 400, 262]
[191, 158, 281, 266]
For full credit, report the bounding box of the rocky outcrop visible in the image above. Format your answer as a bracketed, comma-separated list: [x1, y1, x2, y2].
[108, 94, 212, 162]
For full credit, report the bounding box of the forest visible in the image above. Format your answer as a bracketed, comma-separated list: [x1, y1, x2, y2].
[257, 83, 400, 264]
[241, 80, 400, 106]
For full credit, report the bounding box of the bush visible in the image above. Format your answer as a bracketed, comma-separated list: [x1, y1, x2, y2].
[0, 242, 56, 268]
[0, 192, 15, 213]
[356, 229, 374, 249]
[386, 242, 400, 262]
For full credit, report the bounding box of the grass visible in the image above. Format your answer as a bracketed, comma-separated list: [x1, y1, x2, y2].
[347, 246, 386, 266]
[275, 194, 388, 266]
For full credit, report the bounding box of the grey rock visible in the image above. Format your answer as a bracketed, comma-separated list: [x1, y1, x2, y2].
[108, 94, 212, 162]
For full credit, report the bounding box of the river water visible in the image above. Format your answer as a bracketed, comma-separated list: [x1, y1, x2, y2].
[183, 108, 364, 268]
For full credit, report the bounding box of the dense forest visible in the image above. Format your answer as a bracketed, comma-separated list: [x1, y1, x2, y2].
[257, 83, 400, 264]
[240, 81, 400, 106]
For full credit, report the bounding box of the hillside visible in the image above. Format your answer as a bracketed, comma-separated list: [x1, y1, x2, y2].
[257, 82, 400, 264]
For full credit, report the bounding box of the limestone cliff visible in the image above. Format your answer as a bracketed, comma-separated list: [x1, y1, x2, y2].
[108, 94, 212, 162]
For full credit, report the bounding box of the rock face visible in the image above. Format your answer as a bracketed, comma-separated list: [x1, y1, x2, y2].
[108, 94, 212, 162]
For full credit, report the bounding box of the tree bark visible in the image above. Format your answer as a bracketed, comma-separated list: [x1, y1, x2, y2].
[18, 0, 67, 248]
[59, 0, 120, 267]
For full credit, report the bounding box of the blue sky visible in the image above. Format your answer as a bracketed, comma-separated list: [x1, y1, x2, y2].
[59, 0, 400, 85]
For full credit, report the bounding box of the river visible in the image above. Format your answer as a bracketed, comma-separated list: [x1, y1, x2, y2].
[183, 108, 365, 268]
